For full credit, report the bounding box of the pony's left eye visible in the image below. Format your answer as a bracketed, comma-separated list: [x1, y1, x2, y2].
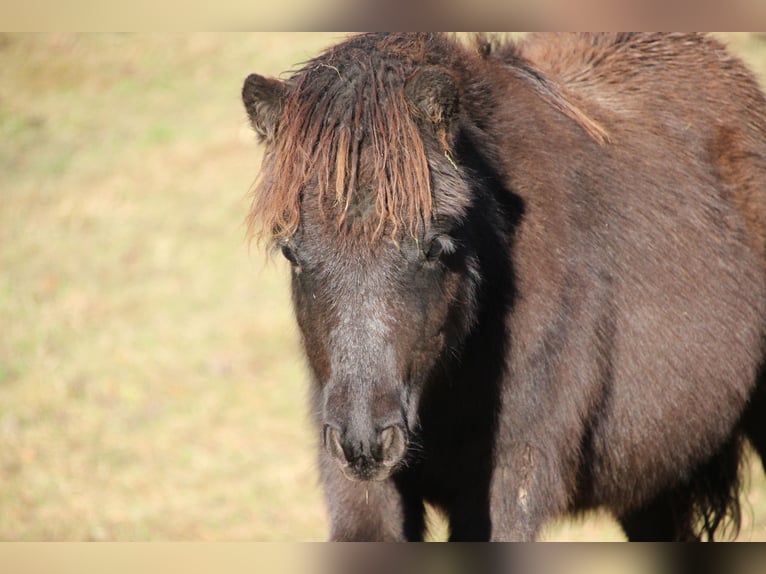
[423, 235, 457, 263]
[425, 239, 444, 261]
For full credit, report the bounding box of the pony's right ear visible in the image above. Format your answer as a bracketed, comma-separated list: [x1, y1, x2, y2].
[242, 73, 289, 142]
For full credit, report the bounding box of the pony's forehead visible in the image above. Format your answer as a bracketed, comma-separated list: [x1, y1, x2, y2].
[250, 33, 473, 244]
[265, 59, 434, 241]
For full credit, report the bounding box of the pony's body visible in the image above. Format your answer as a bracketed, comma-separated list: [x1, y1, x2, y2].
[243, 33, 766, 540]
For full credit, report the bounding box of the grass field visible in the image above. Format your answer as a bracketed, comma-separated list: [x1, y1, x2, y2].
[1, 33, 766, 541]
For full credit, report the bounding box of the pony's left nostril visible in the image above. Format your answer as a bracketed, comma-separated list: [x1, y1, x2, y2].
[379, 425, 406, 466]
[381, 427, 395, 451]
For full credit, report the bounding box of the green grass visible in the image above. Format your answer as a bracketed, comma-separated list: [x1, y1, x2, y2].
[1, 33, 766, 541]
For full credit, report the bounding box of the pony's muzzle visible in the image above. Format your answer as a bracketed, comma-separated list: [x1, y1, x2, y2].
[323, 423, 407, 481]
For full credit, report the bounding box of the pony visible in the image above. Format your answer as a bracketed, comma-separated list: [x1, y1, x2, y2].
[242, 33, 766, 541]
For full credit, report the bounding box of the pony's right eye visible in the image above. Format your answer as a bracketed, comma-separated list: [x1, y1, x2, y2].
[280, 244, 299, 266]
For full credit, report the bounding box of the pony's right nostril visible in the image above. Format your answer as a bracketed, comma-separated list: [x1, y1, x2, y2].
[324, 425, 346, 463]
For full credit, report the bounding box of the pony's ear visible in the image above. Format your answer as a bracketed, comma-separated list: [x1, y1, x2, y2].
[405, 68, 459, 132]
[242, 73, 289, 142]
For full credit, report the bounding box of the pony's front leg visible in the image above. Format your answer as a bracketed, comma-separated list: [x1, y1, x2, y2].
[320, 454, 425, 541]
[488, 445, 568, 541]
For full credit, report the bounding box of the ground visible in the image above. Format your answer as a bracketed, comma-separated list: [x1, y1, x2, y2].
[1, 33, 765, 541]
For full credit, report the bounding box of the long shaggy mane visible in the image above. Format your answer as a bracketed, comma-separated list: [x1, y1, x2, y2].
[248, 33, 457, 242]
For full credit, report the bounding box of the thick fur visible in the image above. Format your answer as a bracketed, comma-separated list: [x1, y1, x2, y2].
[243, 33, 766, 541]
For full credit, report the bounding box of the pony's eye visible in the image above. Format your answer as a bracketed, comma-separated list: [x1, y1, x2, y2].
[423, 235, 457, 263]
[425, 239, 444, 261]
[280, 244, 299, 266]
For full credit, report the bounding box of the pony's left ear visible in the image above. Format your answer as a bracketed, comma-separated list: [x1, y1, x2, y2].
[242, 73, 289, 142]
[405, 67, 459, 133]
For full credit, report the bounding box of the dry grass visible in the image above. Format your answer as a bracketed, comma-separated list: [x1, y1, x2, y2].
[1, 33, 765, 541]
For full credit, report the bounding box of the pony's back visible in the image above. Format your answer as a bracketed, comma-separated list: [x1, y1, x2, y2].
[518, 32, 766, 260]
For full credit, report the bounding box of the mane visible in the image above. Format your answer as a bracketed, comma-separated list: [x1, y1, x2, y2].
[477, 34, 610, 145]
[247, 33, 610, 244]
[249, 33, 451, 243]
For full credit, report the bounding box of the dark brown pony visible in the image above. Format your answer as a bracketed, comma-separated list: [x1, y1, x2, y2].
[242, 33, 766, 541]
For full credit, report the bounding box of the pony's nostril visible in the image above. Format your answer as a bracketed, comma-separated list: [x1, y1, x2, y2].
[324, 425, 346, 464]
[379, 425, 406, 466]
[381, 427, 395, 451]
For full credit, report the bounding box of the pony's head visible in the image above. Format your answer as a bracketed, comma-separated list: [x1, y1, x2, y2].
[243, 34, 494, 481]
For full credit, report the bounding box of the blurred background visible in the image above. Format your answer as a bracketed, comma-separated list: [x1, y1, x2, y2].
[1, 33, 765, 541]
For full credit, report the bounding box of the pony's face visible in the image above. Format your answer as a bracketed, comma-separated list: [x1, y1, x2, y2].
[281, 211, 478, 482]
[243, 47, 482, 481]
